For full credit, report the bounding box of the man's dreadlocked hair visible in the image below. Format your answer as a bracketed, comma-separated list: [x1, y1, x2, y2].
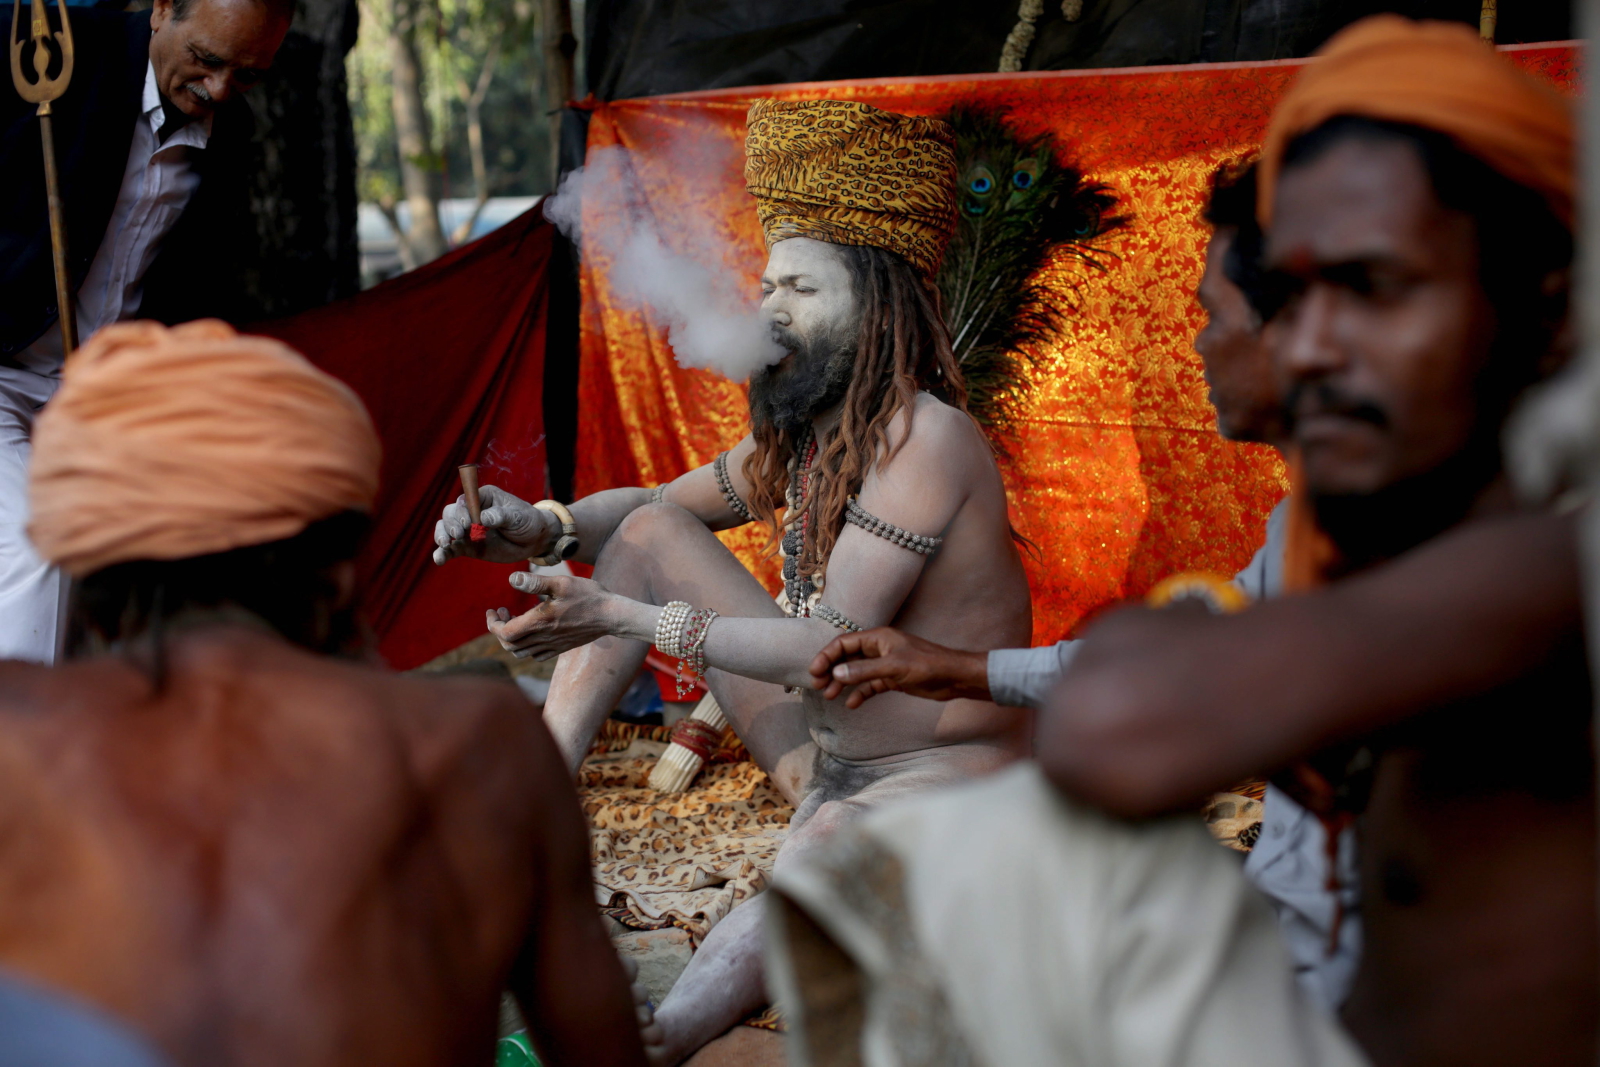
[741, 243, 969, 576]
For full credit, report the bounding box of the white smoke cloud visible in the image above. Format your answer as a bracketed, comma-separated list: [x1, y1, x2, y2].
[543, 144, 784, 382]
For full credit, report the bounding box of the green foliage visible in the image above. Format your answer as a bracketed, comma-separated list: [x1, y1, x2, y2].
[936, 104, 1129, 436]
[348, 0, 554, 212]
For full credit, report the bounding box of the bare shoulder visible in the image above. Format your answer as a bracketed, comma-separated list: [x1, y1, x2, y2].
[874, 392, 992, 480]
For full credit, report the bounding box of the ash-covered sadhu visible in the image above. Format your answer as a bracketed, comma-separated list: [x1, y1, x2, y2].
[0, 320, 648, 1067]
[432, 98, 1032, 1063]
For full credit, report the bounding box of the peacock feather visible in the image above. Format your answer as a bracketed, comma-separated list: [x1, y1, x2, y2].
[936, 105, 1128, 435]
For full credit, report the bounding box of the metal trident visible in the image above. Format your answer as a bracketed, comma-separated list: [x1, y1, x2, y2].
[10, 0, 76, 354]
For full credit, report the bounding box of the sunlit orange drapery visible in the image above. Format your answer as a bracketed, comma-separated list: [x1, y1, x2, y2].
[574, 45, 1579, 646]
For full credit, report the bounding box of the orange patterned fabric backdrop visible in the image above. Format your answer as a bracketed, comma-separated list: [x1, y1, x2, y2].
[574, 45, 1579, 646]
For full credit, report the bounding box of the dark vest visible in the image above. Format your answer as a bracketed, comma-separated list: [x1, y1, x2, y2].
[0, 7, 253, 361]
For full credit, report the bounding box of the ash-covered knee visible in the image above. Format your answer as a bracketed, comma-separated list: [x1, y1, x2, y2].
[615, 500, 701, 545]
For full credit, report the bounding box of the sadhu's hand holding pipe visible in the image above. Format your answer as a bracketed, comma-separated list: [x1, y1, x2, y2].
[433, 484, 558, 565]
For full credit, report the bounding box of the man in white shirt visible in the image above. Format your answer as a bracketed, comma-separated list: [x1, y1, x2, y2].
[0, 0, 291, 661]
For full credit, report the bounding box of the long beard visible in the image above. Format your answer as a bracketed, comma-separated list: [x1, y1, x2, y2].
[748, 325, 858, 435]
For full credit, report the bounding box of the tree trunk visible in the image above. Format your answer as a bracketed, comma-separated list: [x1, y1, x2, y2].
[540, 0, 575, 189]
[451, 39, 500, 245]
[234, 0, 360, 318]
[388, 0, 446, 265]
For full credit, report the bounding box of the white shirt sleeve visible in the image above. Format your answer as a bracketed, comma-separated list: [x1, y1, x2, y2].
[987, 641, 1082, 709]
[1231, 496, 1291, 601]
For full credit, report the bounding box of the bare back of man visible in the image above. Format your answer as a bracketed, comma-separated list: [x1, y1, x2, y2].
[0, 624, 645, 1067]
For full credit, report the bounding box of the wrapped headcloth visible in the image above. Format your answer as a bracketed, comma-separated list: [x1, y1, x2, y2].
[1258, 15, 1573, 226]
[30, 319, 381, 578]
[745, 98, 958, 279]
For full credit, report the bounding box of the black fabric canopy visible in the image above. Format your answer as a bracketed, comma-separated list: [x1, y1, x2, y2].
[582, 0, 1571, 102]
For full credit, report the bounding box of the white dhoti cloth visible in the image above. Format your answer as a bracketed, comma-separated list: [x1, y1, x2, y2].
[0, 364, 67, 663]
[766, 762, 1368, 1067]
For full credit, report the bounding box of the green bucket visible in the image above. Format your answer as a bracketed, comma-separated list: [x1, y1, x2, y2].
[496, 1031, 541, 1067]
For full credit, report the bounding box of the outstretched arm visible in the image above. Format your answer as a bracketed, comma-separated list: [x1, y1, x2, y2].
[807, 628, 992, 708]
[432, 438, 760, 566]
[1038, 509, 1583, 819]
[808, 631, 1086, 709]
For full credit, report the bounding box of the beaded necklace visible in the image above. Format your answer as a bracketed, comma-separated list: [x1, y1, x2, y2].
[779, 427, 821, 617]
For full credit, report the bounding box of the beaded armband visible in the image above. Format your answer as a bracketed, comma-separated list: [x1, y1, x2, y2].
[844, 498, 942, 556]
[650, 484, 668, 504]
[714, 451, 755, 523]
[813, 603, 862, 633]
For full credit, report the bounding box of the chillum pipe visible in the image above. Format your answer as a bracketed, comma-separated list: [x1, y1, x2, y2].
[458, 464, 488, 542]
[38, 100, 74, 354]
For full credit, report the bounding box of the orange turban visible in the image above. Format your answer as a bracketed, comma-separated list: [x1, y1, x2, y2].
[1258, 15, 1573, 227]
[29, 320, 381, 578]
[745, 98, 958, 278]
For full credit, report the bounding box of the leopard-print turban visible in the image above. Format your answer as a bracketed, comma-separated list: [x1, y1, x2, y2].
[744, 99, 958, 279]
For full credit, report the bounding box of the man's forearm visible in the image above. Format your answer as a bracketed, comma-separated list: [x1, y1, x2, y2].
[1037, 510, 1583, 817]
[607, 599, 842, 689]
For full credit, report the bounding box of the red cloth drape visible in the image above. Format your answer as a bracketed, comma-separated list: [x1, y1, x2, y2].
[256, 209, 553, 668]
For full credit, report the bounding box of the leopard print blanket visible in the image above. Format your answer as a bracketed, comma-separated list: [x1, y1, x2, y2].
[580, 724, 1261, 943]
[580, 733, 794, 943]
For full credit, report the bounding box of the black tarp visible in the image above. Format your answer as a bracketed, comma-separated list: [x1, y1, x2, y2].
[583, 0, 1572, 103]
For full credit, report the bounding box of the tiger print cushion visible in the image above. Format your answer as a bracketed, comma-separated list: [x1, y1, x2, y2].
[744, 98, 959, 278]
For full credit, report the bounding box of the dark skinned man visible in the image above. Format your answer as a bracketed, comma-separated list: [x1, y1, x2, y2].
[0, 0, 290, 663]
[0, 320, 649, 1067]
[780, 17, 1584, 1066]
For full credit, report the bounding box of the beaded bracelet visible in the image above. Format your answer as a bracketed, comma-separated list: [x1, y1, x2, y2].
[675, 606, 719, 698]
[655, 601, 692, 659]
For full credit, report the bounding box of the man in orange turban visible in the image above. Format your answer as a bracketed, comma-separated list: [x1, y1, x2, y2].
[0, 320, 649, 1067]
[759, 17, 1590, 1067]
[431, 98, 1035, 1063]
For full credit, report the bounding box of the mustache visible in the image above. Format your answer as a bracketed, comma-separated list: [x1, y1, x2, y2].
[185, 82, 214, 104]
[769, 323, 803, 354]
[1285, 380, 1389, 430]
